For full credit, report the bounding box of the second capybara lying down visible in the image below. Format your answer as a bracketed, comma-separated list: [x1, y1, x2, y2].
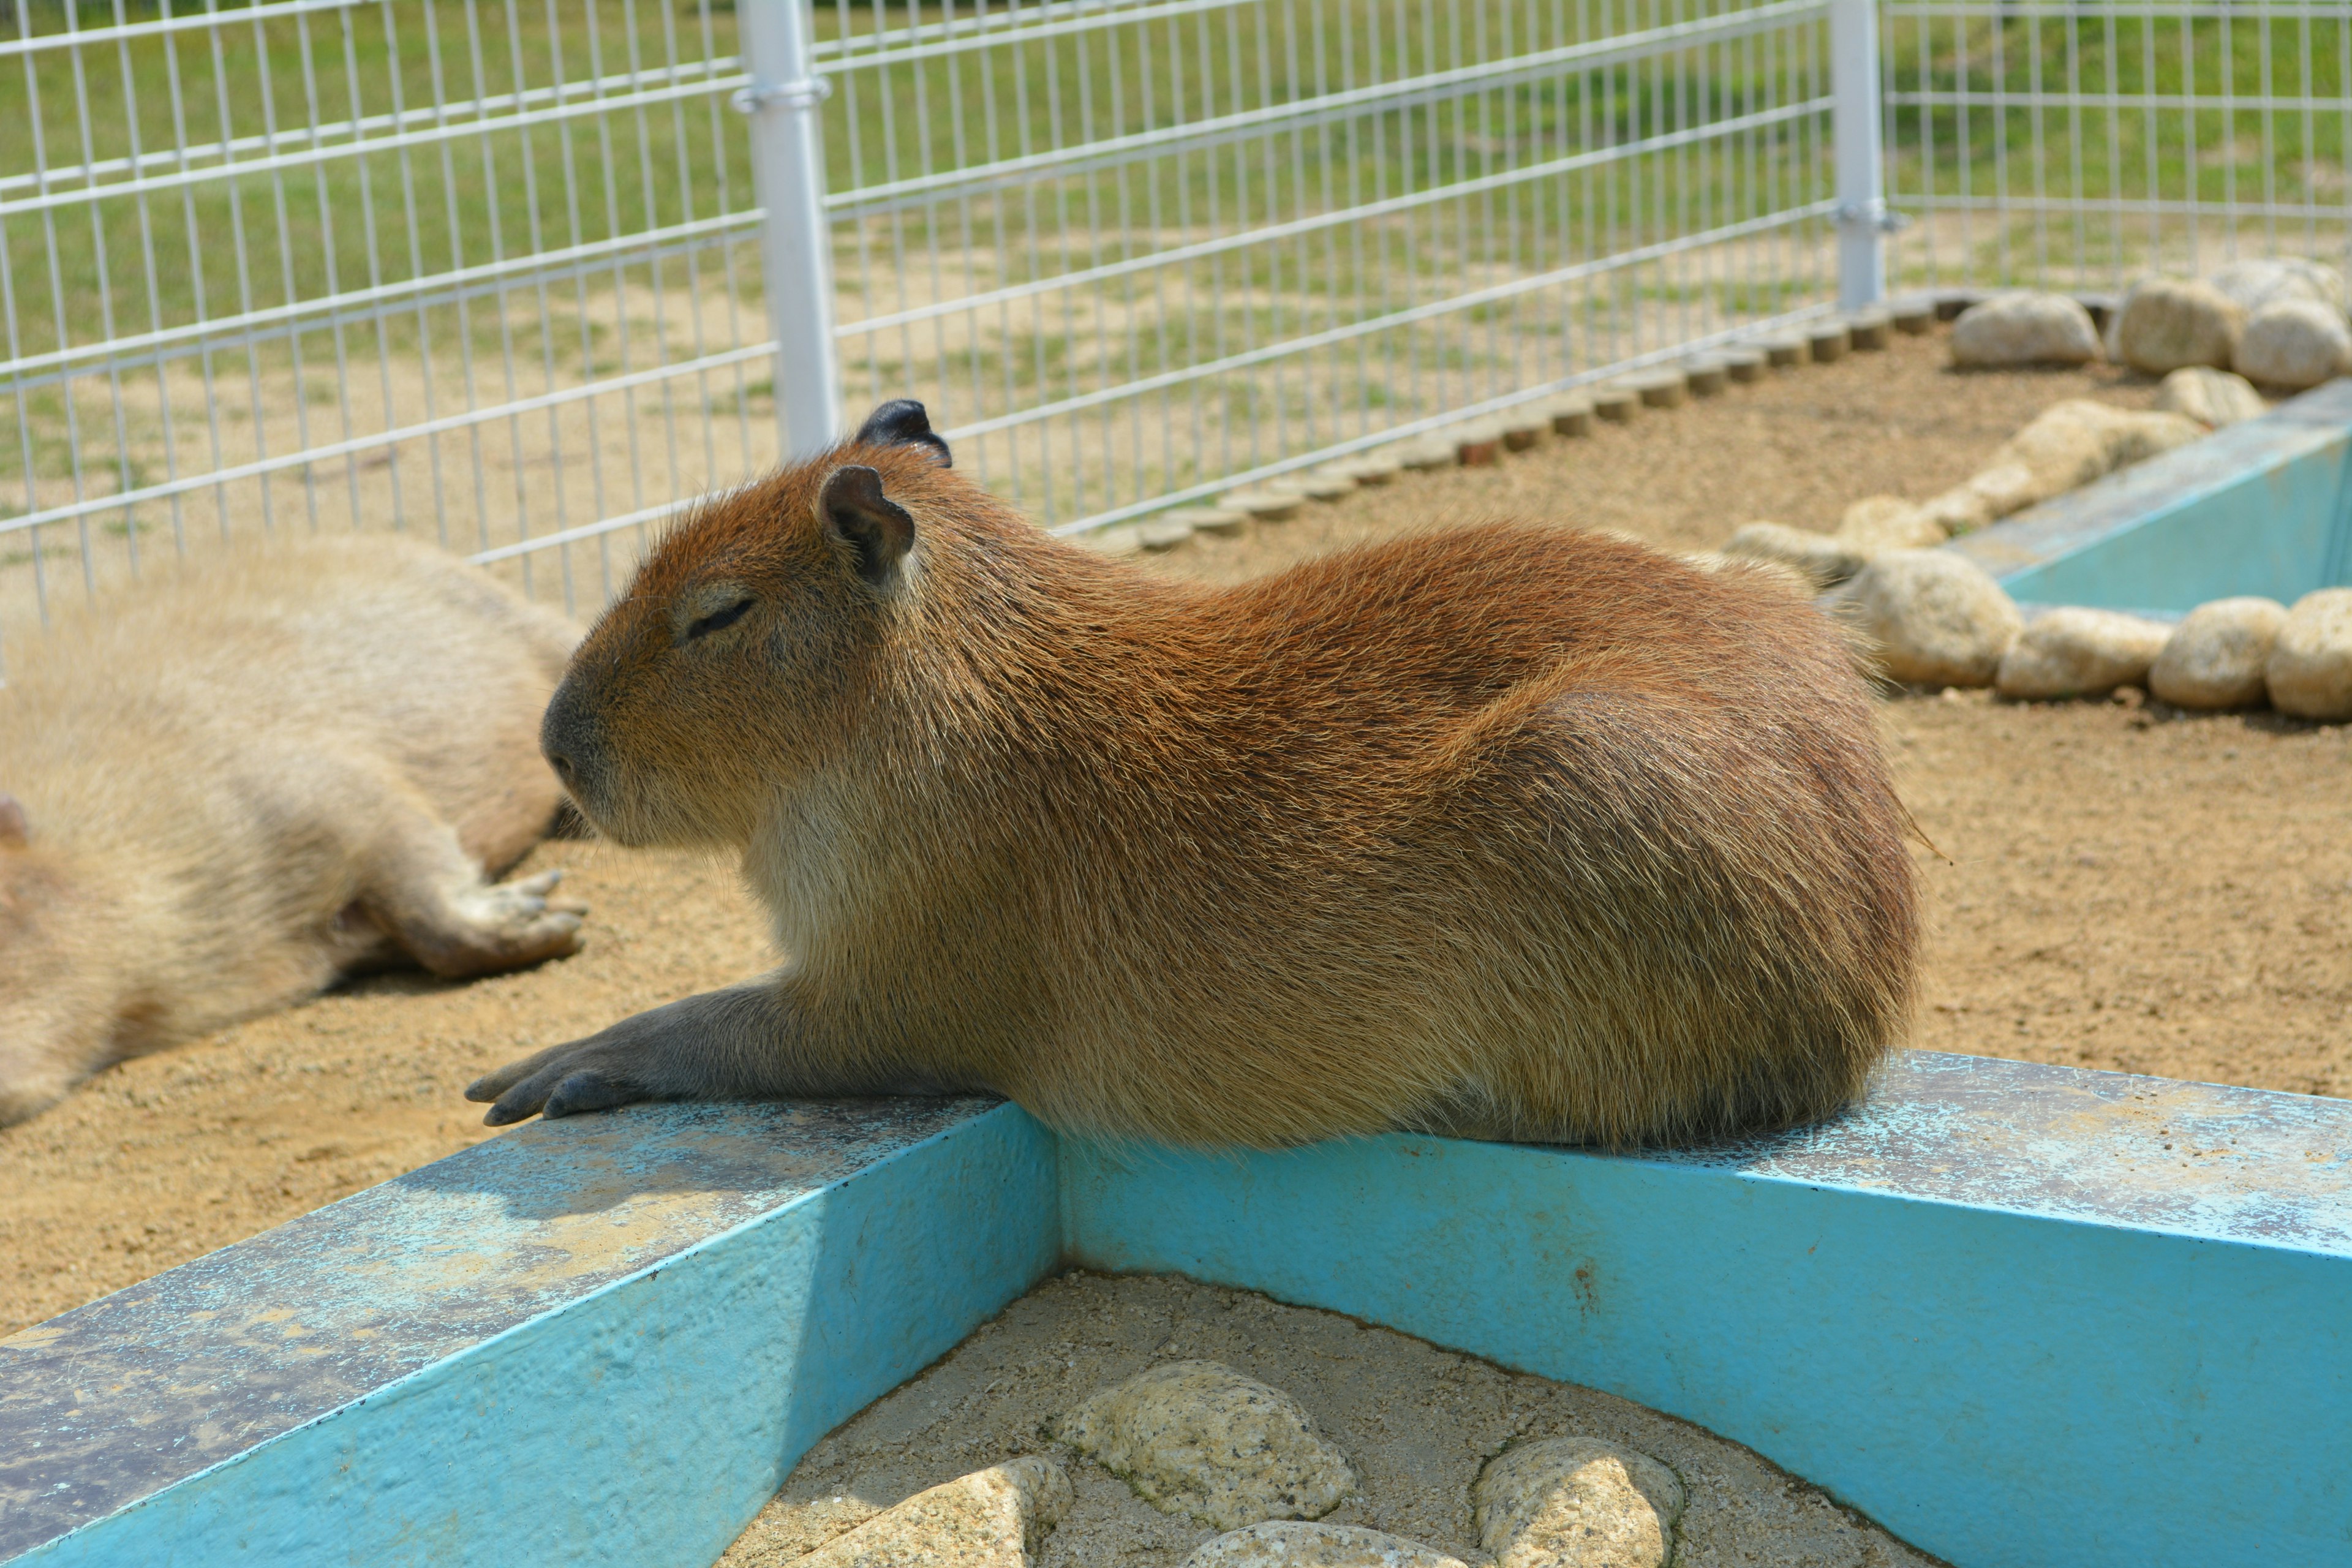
[474, 401, 1921, 1149]
[0, 535, 586, 1125]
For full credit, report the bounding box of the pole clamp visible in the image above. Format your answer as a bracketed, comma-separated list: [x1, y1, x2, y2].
[1836, 198, 1910, 234]
[732, 74, 833, 115]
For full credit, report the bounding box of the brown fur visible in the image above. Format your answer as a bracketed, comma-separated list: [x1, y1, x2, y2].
[475, 410, 1921, 1148]
[0, 535, 584, 1125]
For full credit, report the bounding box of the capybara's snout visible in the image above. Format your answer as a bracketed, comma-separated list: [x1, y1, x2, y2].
[539, 677, 606, 820]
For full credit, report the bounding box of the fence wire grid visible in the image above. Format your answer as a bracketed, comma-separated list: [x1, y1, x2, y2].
[2, 0, 2346, 646]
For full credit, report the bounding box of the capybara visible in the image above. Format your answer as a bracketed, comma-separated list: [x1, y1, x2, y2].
[473, 401, 1920, 1148]
[1, 535, 585, 1125]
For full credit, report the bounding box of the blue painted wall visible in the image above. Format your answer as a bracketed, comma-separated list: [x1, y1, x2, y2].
[1953, 377, 2352, 613]
[6, 1056, 2347, 1568]
[8, 1102, 1060, 1568]
[1063, 1055, 2352, 1568]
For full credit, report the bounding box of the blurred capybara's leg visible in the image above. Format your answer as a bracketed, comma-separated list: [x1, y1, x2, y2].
[360, 791, 587, 980]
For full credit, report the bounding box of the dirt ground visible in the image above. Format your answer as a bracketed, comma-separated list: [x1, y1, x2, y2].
[4, 324, 2346, 1339]
[716, 1272, 1932, 1568]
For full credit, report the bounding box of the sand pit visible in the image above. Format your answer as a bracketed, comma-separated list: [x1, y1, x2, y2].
[717, 1272, 1933, 1568]
[3, 322, 2347, 1340]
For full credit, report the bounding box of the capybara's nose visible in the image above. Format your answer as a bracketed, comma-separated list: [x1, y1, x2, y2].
[539, 680, 599, 799]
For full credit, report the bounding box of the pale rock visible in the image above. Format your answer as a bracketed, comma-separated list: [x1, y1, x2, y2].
[1836, 494, 1947, 551]
[1220, 488, 1303, 521]
[2206, 257, 2348, 317]
[1918, 486, 1998, 537]
[2111, 277, 2244, 372]
[1056, 1361, 1354, 1530]
[1393, 437, 1460, 472]
[2266, 589, 2352, 720]
[1956, 400, 2204, 522]
[2153, 366, 2267, 428]
[1137, 518, 1197, 552]
[2149, 597, 2288, 710]
[1183, 1523, 1469, 1568]
[1474, 1436, 1686, 1568]
[795, 1457, 1071, 1568]
[1849, 549, 2023, 687]
[1948, 291, 2101, 367]
[2231, 300, 2352, 391]
[1719, 522, 1869, 590]
[1995, 608, 2174, 699]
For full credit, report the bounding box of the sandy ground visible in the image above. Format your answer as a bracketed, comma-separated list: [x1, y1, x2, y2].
[717, 1272, 1933, 1568]
[4, 323, 2348, 1340]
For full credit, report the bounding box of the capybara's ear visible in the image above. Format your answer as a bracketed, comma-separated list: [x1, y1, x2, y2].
[818, 464, 916, 587]
[853, 399, 951, 468]
[0, 794, 27, 848]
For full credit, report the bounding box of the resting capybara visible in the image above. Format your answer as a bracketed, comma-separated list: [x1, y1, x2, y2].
[1, 535, 585, 1125]
[473, 401, 1920, 1148]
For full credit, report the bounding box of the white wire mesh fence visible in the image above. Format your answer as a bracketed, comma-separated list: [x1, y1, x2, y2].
[2, 0, 773, 635]
[4, 0, 2343, 646]
[1882, 0, 2352, 293]
[804, 0, 1853, 533]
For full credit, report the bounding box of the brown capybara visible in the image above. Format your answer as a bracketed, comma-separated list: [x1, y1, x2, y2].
[472, 400, 1920, 1148]
[0, 535, 586, 1125]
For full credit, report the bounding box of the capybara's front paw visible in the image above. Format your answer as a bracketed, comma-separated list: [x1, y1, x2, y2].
[464, 1030, 646, 1126]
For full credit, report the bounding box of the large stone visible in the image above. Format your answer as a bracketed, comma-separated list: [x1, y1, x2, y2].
[1056, 1361, 1355, 1530]
[1184, 1523, 1469, 1568]
[1836, 494, 1947, 552]
[2207, 257, 2348, 317]
[795, 1458, 1072, 1568]
[2153, 366, 2267, 429]
[2149, 597, 2289, 710]
[2231, 300, 2352, 391]
[1954, 400, 2204, 522]
[1917, 486, 1998, 537]
[1719, 522, 1869, 590]
[1948, 291, 2101, 367]
[2111, 277, 2245, 373]
[1995, 608, 2173, 699]
[1474, 1436, 1686, 1568]
[1849, 549, 2024, 687]
[2266, 589, 2352, 720]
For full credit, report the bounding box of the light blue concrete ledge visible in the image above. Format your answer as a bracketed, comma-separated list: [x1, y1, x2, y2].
[0, 1100, 1060, 1568]
[1948, 375, 2352, 613]
[2, 1054, 2346, 1568]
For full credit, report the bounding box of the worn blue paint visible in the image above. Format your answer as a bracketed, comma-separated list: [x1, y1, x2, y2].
[2, 1054, 2347, 1568]
[0, 1098, 1059, 1567]
[1947, 376, 2352, 613]
[1064, 1052, 2352, 1568]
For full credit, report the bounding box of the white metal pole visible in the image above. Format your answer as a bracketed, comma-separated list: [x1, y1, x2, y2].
[1830, 0, 1886, 312]
[737, 0, 843, 461]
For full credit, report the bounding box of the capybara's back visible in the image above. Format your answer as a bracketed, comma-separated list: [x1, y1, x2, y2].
[0, 534, 584, 1125]
[473, 405, 1921, 1150]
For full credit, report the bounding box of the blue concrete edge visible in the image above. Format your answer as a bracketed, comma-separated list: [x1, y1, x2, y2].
[2, 1052, 2347, 1568]
[0, 1100, 1060, 1568]
[1945, 375, 2352, 614]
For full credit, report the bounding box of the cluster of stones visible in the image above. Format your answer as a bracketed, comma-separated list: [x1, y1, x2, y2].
[1836, 553, 2352, 719]
[785, 1361, 1686, 1567]
[1085, 303, 1935, 559]
[1719, 375, 2237, 589]
[1949, 257, 2352, 388]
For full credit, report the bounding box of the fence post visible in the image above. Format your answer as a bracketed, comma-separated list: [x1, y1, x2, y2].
[1830, 0, 1886, 312]
[737, 0, 843, 461]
